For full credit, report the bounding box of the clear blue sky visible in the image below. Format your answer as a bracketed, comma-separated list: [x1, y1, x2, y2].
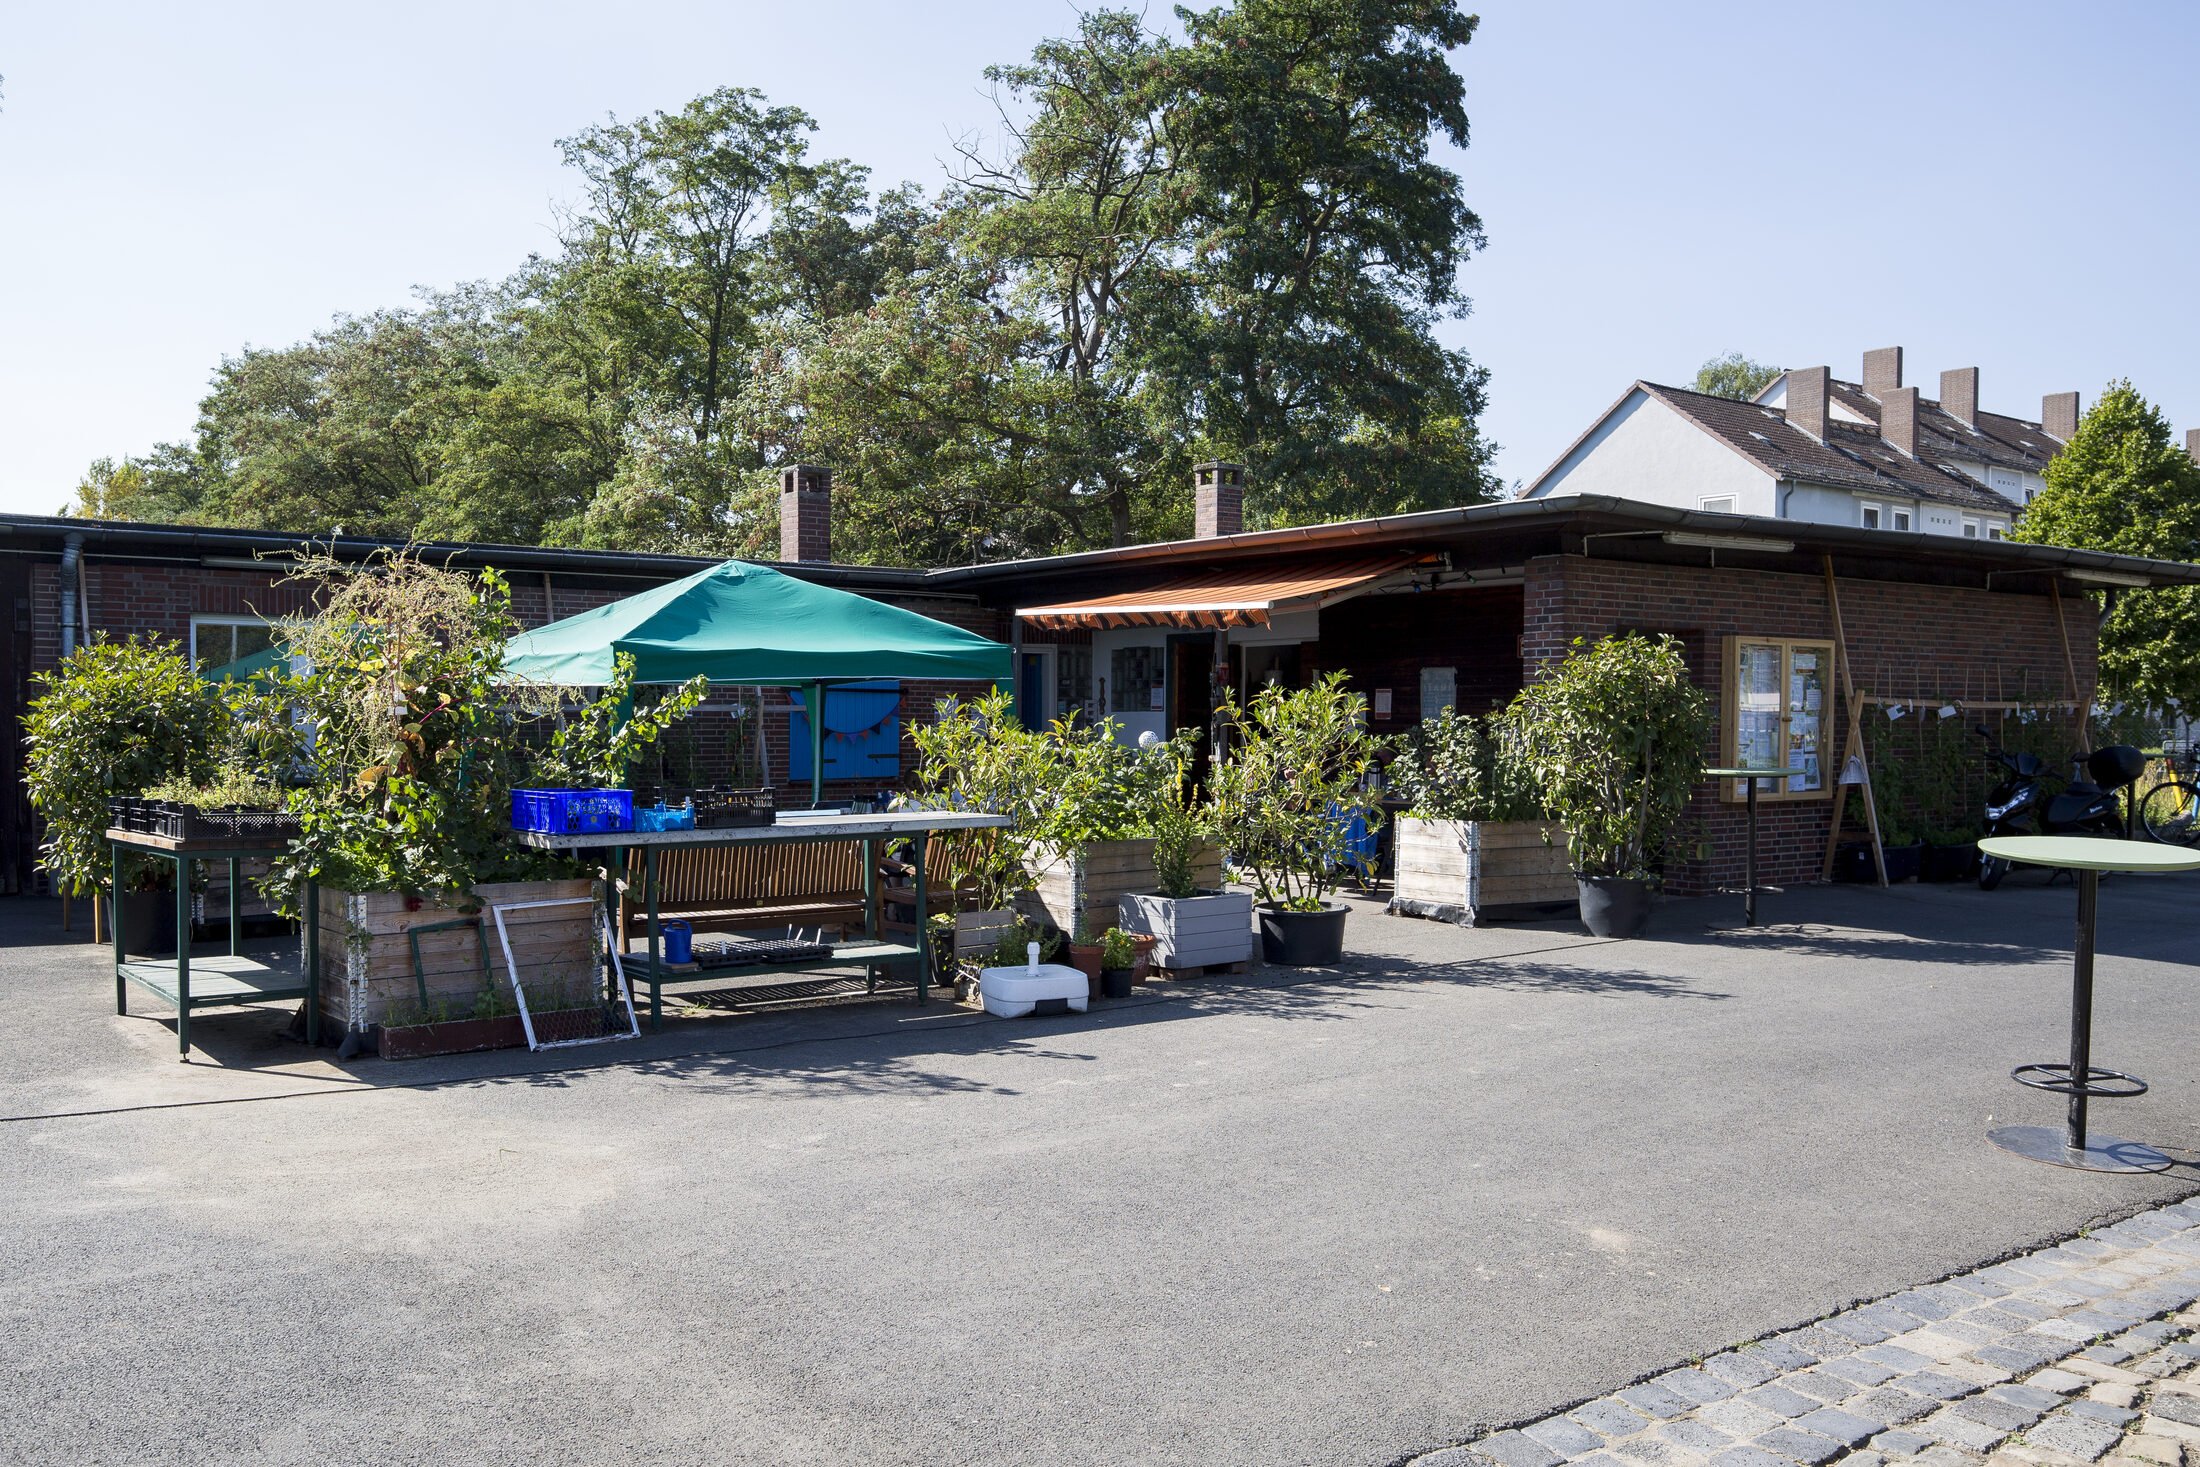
[2, 1, 2194, 518]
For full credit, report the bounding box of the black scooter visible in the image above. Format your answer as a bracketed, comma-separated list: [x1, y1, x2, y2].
[1974, 725, 2146, 890]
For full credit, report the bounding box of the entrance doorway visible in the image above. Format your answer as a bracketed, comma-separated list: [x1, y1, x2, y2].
[1016, 651, 1049, 730]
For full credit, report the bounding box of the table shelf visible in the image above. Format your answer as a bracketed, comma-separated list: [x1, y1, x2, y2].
[631, 938, 922, 987]
[119, 954, 311, 1009]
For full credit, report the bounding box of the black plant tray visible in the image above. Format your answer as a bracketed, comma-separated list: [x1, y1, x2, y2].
[108, 797, 300, 843]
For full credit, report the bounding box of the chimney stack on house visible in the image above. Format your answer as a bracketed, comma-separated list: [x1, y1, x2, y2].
[1788, 367, 1830, 440]
[1195, 461, 1245, 538]
[1942, 367, 1980, 427]
[2043, 392, 2081, 442]
[1862, 346, 1904, 399]
[1882, 387, 1920, 457]
[2188, 429, 2199, 464]
[779, 464, 832, 563]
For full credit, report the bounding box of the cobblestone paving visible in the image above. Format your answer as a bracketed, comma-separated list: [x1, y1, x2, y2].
[1413, 1201, 2200, 1467]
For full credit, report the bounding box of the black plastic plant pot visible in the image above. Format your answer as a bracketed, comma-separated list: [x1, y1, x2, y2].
[1576, 875, 1651, 939]
[1258, 902, 1348, 967]
[1101, 967, 1135, 999]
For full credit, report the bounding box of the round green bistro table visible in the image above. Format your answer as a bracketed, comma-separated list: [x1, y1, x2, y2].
[1702, 767, 1808, 926]
[1977, 834, 2200, 1173]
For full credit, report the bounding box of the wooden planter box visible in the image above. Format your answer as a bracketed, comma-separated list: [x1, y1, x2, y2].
[316, 878, 598, 1034]
[1017, 840, 1222, 939]
[1117, 890, 1253, 969]
[376, 1007, 604, 1062]
[1387, 817, 1575, 927]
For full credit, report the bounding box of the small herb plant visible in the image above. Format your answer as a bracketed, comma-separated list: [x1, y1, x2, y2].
[141, 771, 289, 810]
[987, 916, 1061, 968]
[1100, 927, 1137, 970]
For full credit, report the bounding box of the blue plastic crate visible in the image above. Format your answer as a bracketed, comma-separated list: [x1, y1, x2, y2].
[633, 801, 696, 833]
[510, 788, 634, 835]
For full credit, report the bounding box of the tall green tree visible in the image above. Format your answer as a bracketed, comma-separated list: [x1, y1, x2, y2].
[2011, 381, 2200, 713]
[1693, 352, 1781, 402]
[1151, 0, 1498, 525]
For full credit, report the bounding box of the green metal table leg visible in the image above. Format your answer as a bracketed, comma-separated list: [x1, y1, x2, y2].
[645, 844, 661, 1032]
[305, 880, 320, 1047]
[175, 854, 192, 1060]
[227, 856, 241, 955]
[913, 835, 929, 1006]
[112, 842, 125, 1015]
[863, 837, 878, 993]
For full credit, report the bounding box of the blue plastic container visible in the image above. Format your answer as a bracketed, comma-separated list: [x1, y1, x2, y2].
[510, 788, 635, 835]
[633, 800, 697, 833]
[662, 920, 693, 965]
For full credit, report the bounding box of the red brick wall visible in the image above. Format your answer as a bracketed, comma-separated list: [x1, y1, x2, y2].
[1524, 555, 2098, 895]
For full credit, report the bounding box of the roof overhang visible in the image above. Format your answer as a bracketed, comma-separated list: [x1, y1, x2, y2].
[1015, 554, 1429, 630]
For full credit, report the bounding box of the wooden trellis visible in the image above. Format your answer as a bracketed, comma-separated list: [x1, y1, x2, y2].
[1815, 555, 2092, 886]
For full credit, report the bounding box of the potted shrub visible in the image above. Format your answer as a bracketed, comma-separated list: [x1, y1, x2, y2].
[1066, 914, 1110, 998]
[24, 635, 230, 945]
[1097, 927, 1137, 999]
[1384, 706, 1572, 926]
[1511, 635, 1713, 939]
[1116, 745, 1251, 971]
[1207, 673, 1386, 967]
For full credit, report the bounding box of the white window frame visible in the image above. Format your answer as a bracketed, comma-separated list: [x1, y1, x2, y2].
[1962, 518, 1980, 539]
[1987, 523, 2007, 541]
[1860, 501, 1883, 530]
[1698, 495, 1737, 515]
[1892, 508, 1913, 532]
[189, 614, 280, 674]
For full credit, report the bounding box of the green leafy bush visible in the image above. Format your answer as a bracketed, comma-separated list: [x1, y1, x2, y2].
[1386, 706, 1546, 822]
[1510, 635, 1712, 880]
[1207, 672, 1386, 911]
[25, 636, 229, 895]
[1099, 927, 1137, 969]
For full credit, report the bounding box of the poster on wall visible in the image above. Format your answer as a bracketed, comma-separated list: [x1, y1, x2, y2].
[1419, 666, 1456, 716]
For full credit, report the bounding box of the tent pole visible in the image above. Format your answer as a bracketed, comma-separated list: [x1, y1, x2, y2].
[809, 681, 825, 809]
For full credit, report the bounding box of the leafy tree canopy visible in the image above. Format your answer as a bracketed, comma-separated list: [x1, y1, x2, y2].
[1692, 352, 1781, 402]
[72, 3, 1497, 564]
[2011, 381, 2200, 713]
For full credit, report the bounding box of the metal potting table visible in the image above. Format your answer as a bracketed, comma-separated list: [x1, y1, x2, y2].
[514, 810, 1009, 1030]
[1977, 834, 2200, 1173]
[1703, 767, 1808, 925]
[107, 829, 321, 1062]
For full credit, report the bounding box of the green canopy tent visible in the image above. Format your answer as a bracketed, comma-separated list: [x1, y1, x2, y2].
[502, 559, 1011, 806]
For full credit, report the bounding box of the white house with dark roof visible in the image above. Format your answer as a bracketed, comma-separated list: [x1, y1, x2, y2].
[1522, 346, 2077, 540]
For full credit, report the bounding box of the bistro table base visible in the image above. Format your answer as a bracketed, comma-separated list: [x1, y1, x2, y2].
[1987, 1123, 2172, 1174]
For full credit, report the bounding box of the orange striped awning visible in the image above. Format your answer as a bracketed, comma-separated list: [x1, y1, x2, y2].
[1016, 555, 1427, 630]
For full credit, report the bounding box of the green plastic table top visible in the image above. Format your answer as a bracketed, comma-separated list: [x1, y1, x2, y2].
[1977, 835, 2200, 873]
[1702, 768, 1809, 779]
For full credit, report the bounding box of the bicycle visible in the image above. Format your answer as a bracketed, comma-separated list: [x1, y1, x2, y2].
[2137, 745, 2200, 846]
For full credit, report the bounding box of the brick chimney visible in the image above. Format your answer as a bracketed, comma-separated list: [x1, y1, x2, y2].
[1862, 346, 1903, 399]
[2188, 428, 2199, 464]
[2043, 392, 2080, 442]
[1941, 367, 1979, 427]
[1788, 367, 1830, 440]
[779, 464, 832, 563]
[1195, 461, 1245, 538]
[1882, 386, 1919, 456]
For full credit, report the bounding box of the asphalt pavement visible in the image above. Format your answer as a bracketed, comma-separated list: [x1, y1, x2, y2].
[5, 869, 2199, 1467]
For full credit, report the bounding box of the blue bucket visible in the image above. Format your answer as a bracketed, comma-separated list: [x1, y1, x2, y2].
[662, 920, 693, 965]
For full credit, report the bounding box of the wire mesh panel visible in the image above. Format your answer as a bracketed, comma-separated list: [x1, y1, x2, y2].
[489, 897, 639, 1051]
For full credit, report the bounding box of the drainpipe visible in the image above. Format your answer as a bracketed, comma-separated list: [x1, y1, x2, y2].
[58, 532, 84, 658]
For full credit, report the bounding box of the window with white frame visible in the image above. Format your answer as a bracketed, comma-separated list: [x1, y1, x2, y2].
[1987, 523, 2007, 541]
[1962, 518, 1980, 538]
[1892, 508, 1913, 532]
[1699, 495, 1736, 515]
[189, 616, 279, 680]
[1860, 502, 1882, 530]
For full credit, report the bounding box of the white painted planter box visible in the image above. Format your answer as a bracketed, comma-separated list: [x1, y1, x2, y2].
[1387, 817, 1575, 927]
[1017, 839, 1221, 939]
[1116, 889, 1254, 969]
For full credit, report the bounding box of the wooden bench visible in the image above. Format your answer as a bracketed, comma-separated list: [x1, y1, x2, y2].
[616, 833, 972, 945]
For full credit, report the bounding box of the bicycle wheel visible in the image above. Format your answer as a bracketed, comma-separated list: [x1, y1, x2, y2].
[2141, 780, 2200, 846]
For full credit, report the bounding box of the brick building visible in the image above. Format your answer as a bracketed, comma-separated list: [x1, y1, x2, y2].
[8, 472, 2195, 898]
